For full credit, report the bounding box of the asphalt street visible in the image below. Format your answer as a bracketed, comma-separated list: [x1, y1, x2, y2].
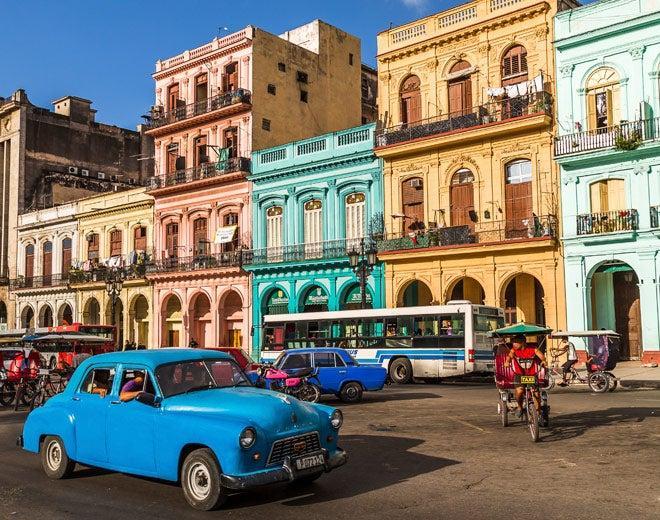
[0, 384, 658, 520]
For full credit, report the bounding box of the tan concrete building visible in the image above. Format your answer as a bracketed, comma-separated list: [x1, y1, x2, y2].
[71, 188, 154, 348]
[375, 0, 578, 330]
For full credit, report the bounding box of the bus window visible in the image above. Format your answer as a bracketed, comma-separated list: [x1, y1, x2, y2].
[414, 316, 437, 336]
[473, 312, 504, 333]
[385, 319, 397, 337]
[438, 314, 465, 336]
[397, 316, 413, 336]
[372, 319, 385, 338]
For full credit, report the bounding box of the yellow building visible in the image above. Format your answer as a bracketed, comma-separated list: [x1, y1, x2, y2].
[375, 0, 576, 329]
[71, 188, 154, 347]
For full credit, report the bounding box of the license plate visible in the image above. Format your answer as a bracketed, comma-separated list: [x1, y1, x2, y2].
[520, 375, 536, 385]
[294, 452, 324, 471]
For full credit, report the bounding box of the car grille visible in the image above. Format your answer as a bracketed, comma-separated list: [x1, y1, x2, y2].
[267, 432, 321, 465]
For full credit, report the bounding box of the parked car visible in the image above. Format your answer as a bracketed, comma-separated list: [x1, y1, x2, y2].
[19, 349, 347, 511]
[269, 347, 388, 403]
[203, 347, 260, 372]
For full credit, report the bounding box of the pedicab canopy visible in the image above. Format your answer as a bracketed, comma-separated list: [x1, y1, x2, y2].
[488, 323, 553, 337]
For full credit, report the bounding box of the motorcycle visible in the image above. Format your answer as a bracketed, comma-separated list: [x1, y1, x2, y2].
[254, 365, 321, 403]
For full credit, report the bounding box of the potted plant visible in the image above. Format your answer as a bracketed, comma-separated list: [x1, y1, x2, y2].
[614, 129, 643, 151]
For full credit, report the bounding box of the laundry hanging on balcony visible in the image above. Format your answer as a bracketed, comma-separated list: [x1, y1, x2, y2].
[209, 146, 230, 171]
[214, 225, 237, 244]
[487, 74, 544, 98]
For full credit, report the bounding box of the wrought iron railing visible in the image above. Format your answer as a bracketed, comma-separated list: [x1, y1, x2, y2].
[68, 263, 149, 284]
[146, 89, 252, 130]
[651, 206, 660, 228]
[576, 209, 638, 236]
[9, 274, 70, 290]
[376, 91, 552, 147]
[146, 157, 251, 191]
[555, 117, 660, 156]
[146, 251, 243, 274]
[377, 216, 557, 252]
[243, 238, 367, 266]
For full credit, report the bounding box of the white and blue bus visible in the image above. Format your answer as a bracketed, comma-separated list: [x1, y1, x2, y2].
[259, 301, 505, 383]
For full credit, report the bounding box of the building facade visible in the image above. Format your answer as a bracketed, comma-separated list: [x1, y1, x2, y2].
[12, 203, 78, 329]
[245, 123, 384, 353]
[72, 189, 154, 348]
[374, 0, 576, 330]
[144, 21, 368, 350]
[555, 0, 660, 362]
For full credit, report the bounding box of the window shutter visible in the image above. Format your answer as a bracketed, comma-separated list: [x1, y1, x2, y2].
[605, 89, 614, 126]
[608, 179, 626, 212]
[587, 94, 597, 131]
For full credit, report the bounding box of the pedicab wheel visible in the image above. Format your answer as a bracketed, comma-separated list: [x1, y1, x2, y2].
[389, 358, 413, 384]
[0, 383, 16, 407]
[498, 399, 509, 427]
[588, 372, 610, 393]
[339, 382, 363, 403]
[181, 448, 226, 511]
[41, 436, 75, 479]
[545, 373, 556, 391]
[298, 383, 321, 403]
[605, 372, 618, 392]
[527, 401, 540, 442]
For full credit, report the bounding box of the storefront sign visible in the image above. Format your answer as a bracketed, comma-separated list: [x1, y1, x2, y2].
[304, 287, 329, 306]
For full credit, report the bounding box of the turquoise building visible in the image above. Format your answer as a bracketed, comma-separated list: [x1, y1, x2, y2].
[245, 124, 384, 353]
[554, 0, 660, 362]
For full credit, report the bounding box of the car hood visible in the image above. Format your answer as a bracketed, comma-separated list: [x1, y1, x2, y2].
[161, 386, 323, 433]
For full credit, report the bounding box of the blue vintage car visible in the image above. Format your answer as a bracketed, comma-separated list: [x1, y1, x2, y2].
[271, 347, 388, 403]
[19, 349, 347, 511]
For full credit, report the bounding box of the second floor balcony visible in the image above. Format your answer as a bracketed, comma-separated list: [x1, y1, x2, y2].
[376, 91, 552, 149]
[146, 157, 251, 192]
[69, 251, 153, 285]
[576, 209, 638, 236]
[146, 250, 244, 275]
[9, 274, 70, 291]
[244, 239, 362, 266]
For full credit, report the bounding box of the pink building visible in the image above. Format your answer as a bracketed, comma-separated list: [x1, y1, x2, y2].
[145, 22, 366, 349]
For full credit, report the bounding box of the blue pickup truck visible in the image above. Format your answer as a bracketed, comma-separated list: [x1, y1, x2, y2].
[271, 347, 388, 403]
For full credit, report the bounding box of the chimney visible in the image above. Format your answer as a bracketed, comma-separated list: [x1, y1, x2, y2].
[52, 96, 97, 124]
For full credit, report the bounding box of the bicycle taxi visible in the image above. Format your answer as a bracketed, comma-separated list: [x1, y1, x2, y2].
[489, 323, 552, 442]
[547, 330, 620, 392]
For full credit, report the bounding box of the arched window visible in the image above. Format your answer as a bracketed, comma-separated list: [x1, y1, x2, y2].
[401, 177, 424, 233]
[448, 61, 472, 117]
[586, 67, 620, 131]
[24, 244, 34, 281]
[193, 217, 208, 256]
[304, 200, 323, 258]
[61, 238, 72, 277]
[266, 206, 284, 259]
[505, 160, 532, 237]
[501, 45, 528, 86]
[345, 192, 366, 243]
[42, 241, 53, 284]
[400, 75, 421, 126]
[450, 169, 475, 229]
[87, 233, 99, 261]
[109, 229, 122, 257]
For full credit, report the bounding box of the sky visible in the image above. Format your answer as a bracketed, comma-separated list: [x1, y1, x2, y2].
[1, 0, 598, 129]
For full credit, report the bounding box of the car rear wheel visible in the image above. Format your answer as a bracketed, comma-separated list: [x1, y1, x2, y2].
[389, 358, 413, 384]
[41, 435, 75, 479]
[181, 448, 226, 511]
[339, 382, 363, 403]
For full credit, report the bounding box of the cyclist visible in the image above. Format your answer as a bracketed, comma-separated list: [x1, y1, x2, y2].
[505, 334, 547, 417]
[554, 338, 578, 386]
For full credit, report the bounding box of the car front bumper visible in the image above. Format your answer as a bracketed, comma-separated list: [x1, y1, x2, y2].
[220, 447, 347, 490]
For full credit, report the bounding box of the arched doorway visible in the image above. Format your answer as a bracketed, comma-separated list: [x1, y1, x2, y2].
[300, 285, 329, 313]
[21, 306, 35, 329]
[450, 169, 475, 230]
[400, 280, 433, 307]
[0, 300, 7, 330]
[58, 303, 73, 326]
[39, 305, 54, 327]
[84, 298, 101, 325]
[162, 294, 182, 348]
[130, 295, 149, 347]
[502, 274, 545, 325]
[400, 75, 421, 126]
[341, 284, 373, 310]
[189, 292, 212, 348]
[448, 60, 472, 117]
[106, 298, 124, 348]
[220, 290, 243, 348]
[449, 277, 485, 304]
[590, 262, 641, 359]
[505, 159, 532, 238]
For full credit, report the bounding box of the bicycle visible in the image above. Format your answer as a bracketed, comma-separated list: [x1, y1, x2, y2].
[547, 349, 615, 393]
[28, 368, 70, 411]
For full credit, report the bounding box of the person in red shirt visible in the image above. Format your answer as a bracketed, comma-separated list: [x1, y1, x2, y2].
[505, 334, 546, 418]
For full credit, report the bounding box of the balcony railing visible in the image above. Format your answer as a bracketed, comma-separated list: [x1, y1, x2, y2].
[555, 117, 660, 157]
[243, 238, 367, 266]
[145, 89, 251, 130]
[651, 206, 660, 228]
[9, 274, 70, 290]
[146, 157, 251, 191]
[146, 251, 243, 274]
[376, 91, 552, 147]
[377, 216, 557, 253]
[576, 209, 638, 236]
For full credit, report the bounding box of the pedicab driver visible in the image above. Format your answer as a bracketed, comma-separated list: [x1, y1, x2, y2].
[505, 334, 547, 417]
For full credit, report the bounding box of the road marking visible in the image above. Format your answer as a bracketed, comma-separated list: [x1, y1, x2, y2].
[445, 415, 489, 433]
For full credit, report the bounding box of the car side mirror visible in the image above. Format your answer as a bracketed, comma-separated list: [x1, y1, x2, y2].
[135, 392, 160, 407]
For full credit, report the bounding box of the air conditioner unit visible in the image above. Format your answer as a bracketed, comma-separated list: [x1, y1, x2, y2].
[67, 166, 78, 175]
[127, 178, 136, 185]
[97, 172, 106, 179]
[410, 178, 422, 188]
[81, 169, 89, 177]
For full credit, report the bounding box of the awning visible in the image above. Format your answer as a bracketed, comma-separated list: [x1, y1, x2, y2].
[214, 226, 237, 244]
[489, 322, 553, 337]
[551, 330, 619, 338]
[344, 285, 373, 305]
[304, 287, 329, 307]
[597, 264, 634, 274]
[445, 65, 478, 81]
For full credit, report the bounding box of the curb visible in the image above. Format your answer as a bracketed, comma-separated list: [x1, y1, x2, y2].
[619, 379, 660, 389]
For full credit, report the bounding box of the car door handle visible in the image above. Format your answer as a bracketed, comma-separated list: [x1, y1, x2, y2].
[110, 400, 121, 405]
[339, 370, 347, 374]
[71, 397, 80, 402]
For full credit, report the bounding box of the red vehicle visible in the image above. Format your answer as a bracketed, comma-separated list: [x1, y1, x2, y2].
[203, 347, 260, 372]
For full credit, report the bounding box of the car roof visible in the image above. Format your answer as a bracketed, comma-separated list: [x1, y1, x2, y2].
[87, 348, 232, 369]
[284, 347, 345, 354]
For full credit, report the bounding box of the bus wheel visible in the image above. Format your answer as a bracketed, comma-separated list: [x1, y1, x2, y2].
[389, 358, 413, 384]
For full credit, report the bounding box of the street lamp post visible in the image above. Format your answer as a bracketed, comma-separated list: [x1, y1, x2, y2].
[347, 238, 378, 309]
[105, 267, 124, 347]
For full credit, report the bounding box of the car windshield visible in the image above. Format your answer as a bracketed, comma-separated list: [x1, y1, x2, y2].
[155, 359, 251, 398]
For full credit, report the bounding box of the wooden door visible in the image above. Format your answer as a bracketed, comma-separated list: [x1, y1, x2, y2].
[223, 63, 238, 92]
[401, 178, 424, 232]
[61, 238, 72, 276]
[88, 234, 99, 261]
[168, 330, 179, 348]
[448, 78, 471, 117]
[224, 127, 237, 158]
[450, 183, 474, 229]
[42, 242, 52, 285]
[400, 76, 421, 126]
[167, 147, 179, 174]
[25, 245, 34, 285]
[133, 227, 147, 251]
[614, 272, 641, 359]
[165, 223, 179, 258]
[505, 182, 532, 237]
[110, 230, 122, 257]
[167, 84, 180, 111]
[193, 218, 208, 255]
[194, 136, 208, 167]
[195, 74, 208, 103]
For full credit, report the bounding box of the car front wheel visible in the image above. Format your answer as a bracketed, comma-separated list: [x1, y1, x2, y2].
[339, 382, 363, 403]
[41, 435, 75, 479]
[181, 448, 226, 511]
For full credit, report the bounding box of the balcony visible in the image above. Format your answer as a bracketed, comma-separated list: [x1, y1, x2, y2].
[376, 92, 552, 149]
[9, 274, 70, 290]
[146, 157, 251, 192]
[377, 216, 557, 253]
[146, 251, 243, 274]
[576, 210, 638, 236]
[243, 239, 362, 266]
[69, 251, 153, 285]
[651, 206, 660, 229]
[555, 117, 660, 157]
[144, 90, 251, 135]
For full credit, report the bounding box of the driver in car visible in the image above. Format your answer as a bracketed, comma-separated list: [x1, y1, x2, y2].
[505, 335, 547, 418]
[120, 372, 145, 402]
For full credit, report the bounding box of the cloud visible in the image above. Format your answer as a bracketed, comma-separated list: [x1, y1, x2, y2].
[400, 0, 427, 8]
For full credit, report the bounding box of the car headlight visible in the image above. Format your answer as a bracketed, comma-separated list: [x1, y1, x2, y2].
[330, 409, 343, 430]
[239, 427, 257, 449]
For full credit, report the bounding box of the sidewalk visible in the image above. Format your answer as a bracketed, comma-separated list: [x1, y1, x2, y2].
[612, 361, 660, 389]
